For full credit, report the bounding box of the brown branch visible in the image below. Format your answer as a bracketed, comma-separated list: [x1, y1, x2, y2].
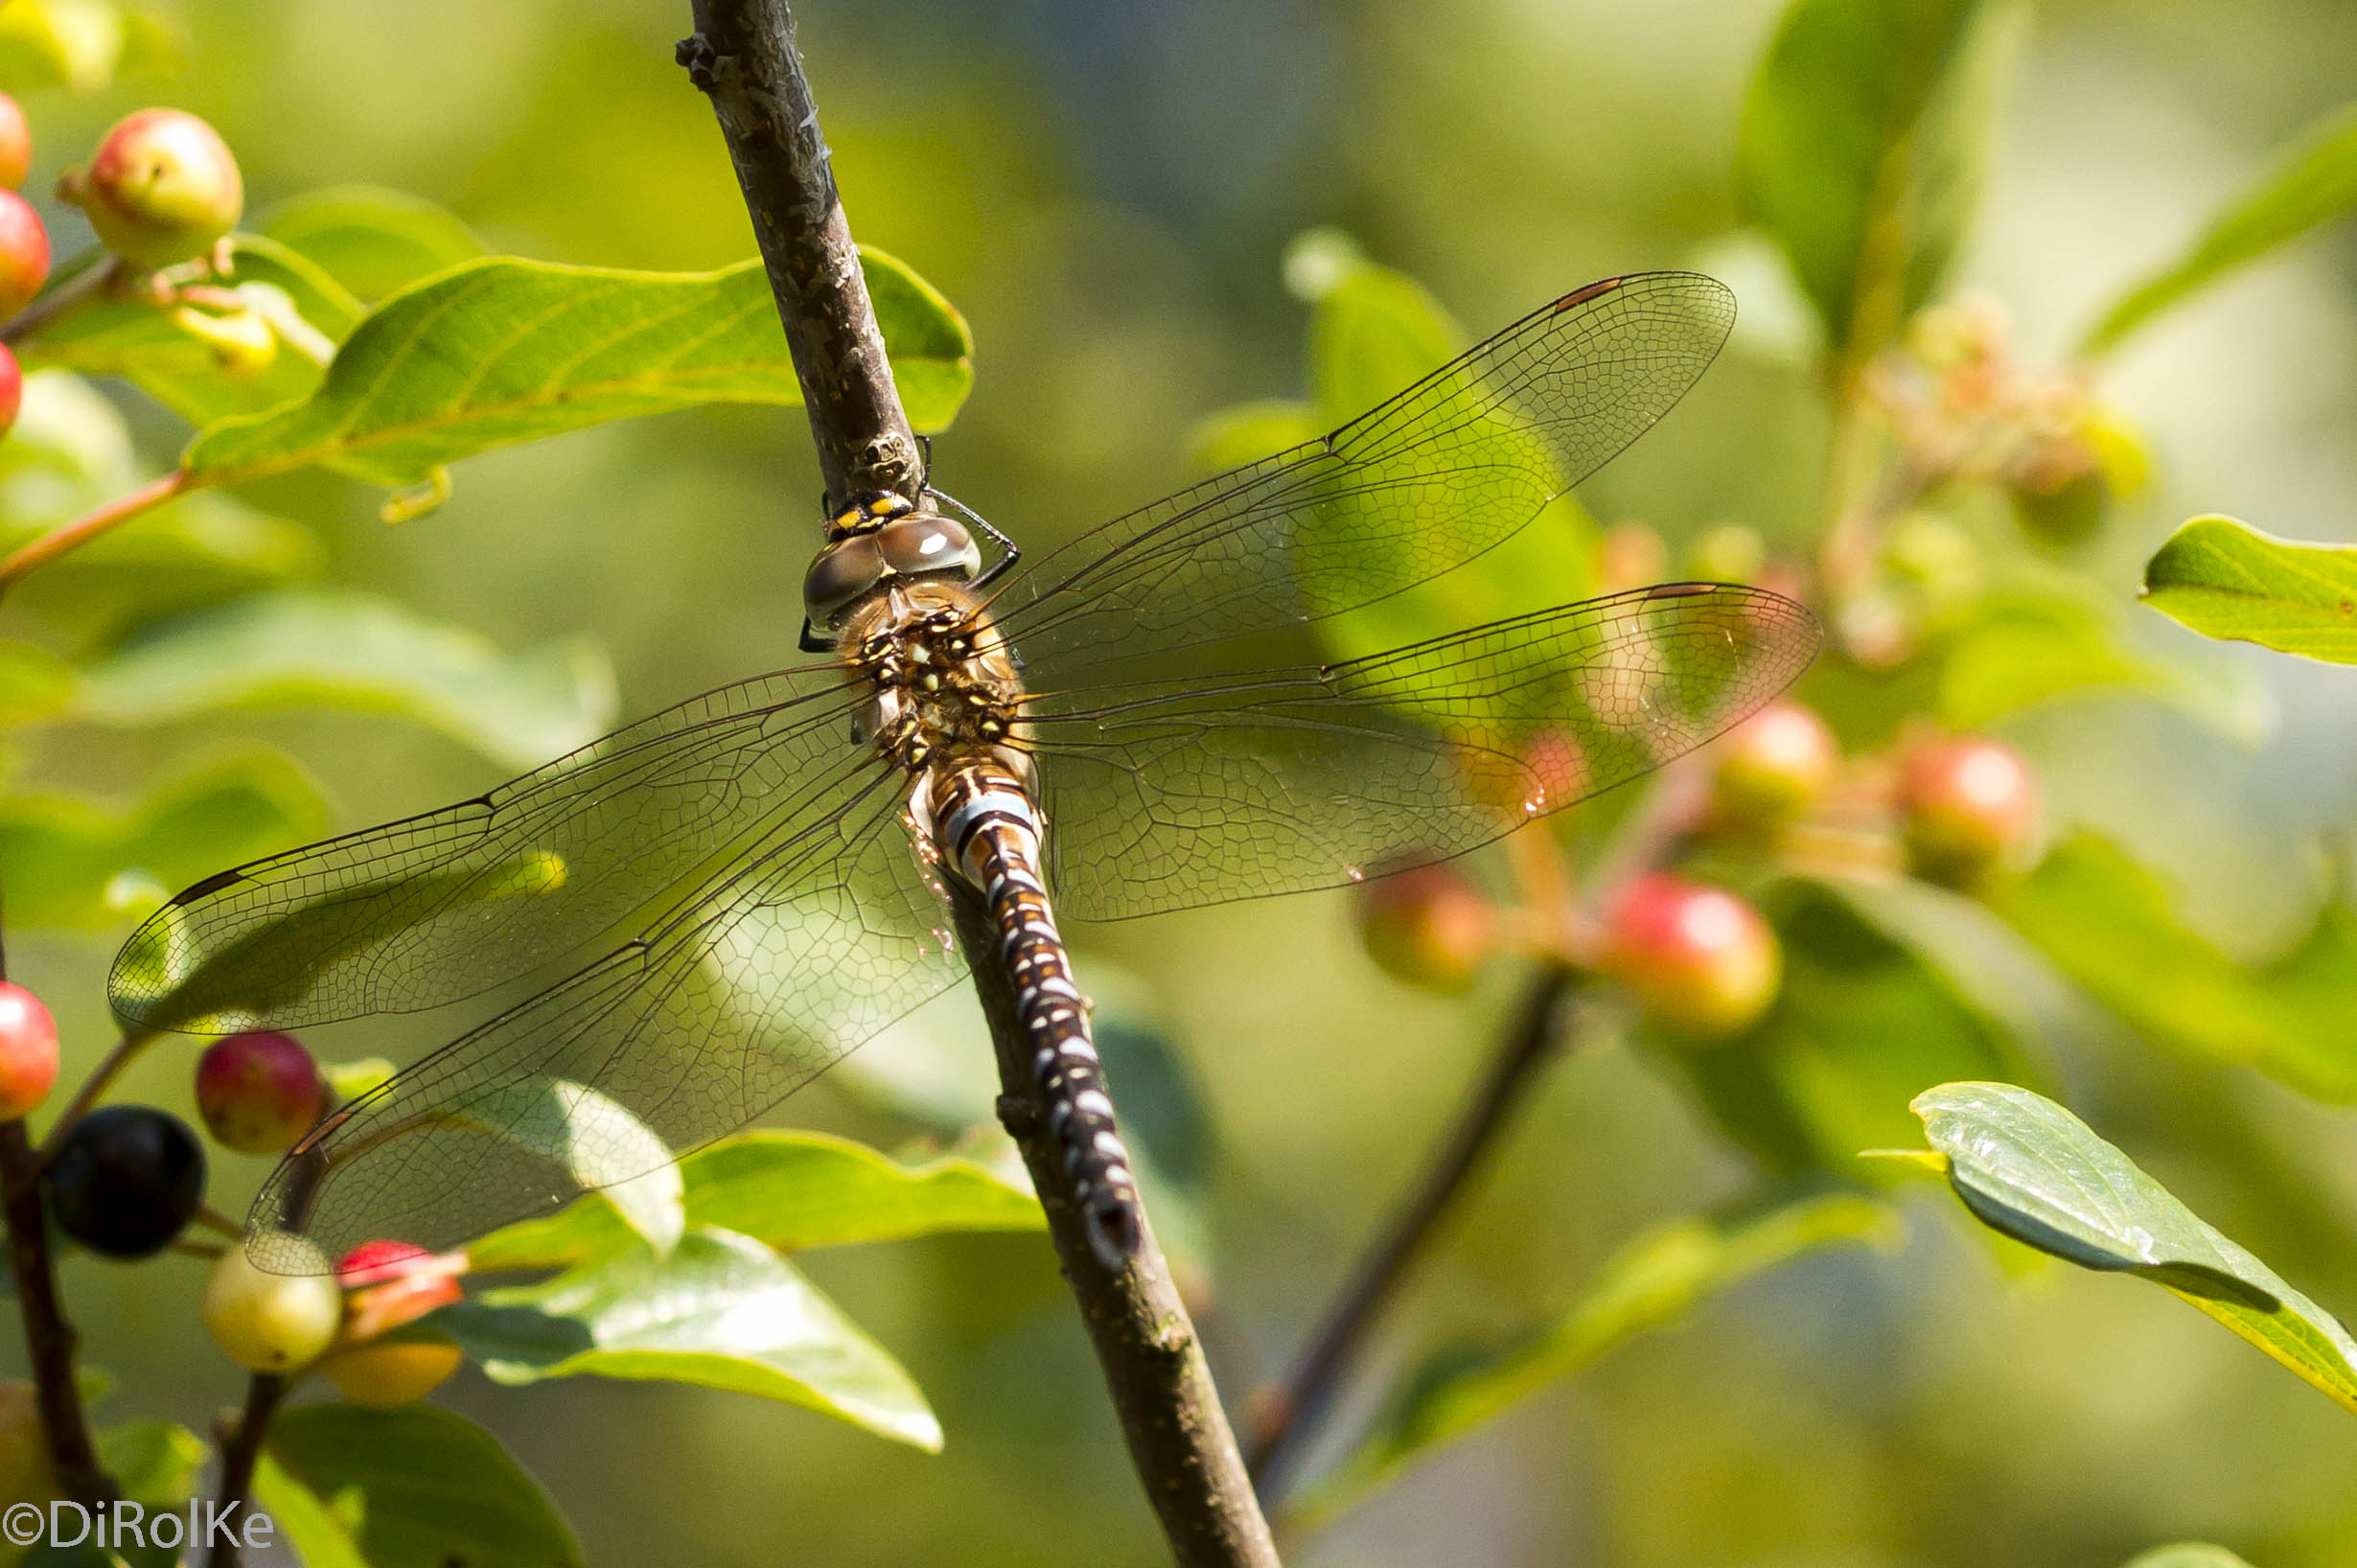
[0, 1120, 111, 1504]
[0, 472, 192, 594]
[948, 888, 1279, 1567]
[681, 7, 1276, 1561]
[681, 0, 922, 512]
[1246, 961, 1582, 1499]
[205, 1372, 285, 1568]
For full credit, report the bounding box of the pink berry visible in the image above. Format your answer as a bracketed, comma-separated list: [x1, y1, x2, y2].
[1897, 735, 2039, 890]
[0, 983, 58, 1120]
[194, 1030, 326, 1155]
[63, 108, 242, 269]
[0, 94, 32, 193]
[1599, 873, 1780, 1039]
[0, 191, 49, 319]
[1356, 859, 1496, 993]
[1712, 700, 1840, 829]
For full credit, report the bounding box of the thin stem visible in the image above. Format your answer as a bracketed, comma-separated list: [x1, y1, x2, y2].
[682, 6, 1275, 1560]
[206, 1372, 285, 1568]
[37, 1028, 157, 1164]
[0, 257, 122, 347]
[0, 1120, 111, 1503]
[0, 472, 193, 594]
[1247, 961, 1581, 1499]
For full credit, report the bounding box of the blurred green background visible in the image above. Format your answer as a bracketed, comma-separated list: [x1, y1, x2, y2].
[8, 0, 2357, 1563]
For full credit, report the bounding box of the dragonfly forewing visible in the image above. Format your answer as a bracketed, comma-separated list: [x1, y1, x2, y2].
[991, 272, 1736, 673]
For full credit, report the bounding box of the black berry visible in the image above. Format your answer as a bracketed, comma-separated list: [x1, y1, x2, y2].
[47, 1105, 206, 1259]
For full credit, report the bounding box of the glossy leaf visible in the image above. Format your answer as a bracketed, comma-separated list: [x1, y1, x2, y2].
[437, 1226, 941, 1450]
[1670, 881, 2039, 1177]
[1909, 1081, 2357, 1414]
[2084, 101, 2357, 357]
[258, 185, 490, 302]
[1296, 1192, 1904, 1524]
[467, 1129, 1042, 1271]
[1997, 833, 2357, 1100]
[180, 251, 973, 506]
[0, 751, 327, 930]
[261, 1403, 582, 1568]
[1737, 0, 2024, 360]
[24, 240, 364, 427]
[2141, 515, 2357, 664]
[72, 589, 618, 770]
[1938, 580, 2275, 740]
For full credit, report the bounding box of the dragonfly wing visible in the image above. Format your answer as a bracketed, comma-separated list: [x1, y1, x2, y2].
[992, 273, 1735, 673]
[244, 774, 966, 1269]
[109, 666, 871, 1032]
[1024, 585, 1818, 919]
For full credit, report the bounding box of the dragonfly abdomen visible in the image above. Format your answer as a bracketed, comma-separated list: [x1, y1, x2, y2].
[930, 764, 1143, 1270]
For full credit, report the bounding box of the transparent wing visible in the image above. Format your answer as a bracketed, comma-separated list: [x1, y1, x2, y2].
[245, 774, 964, 1270]
[989, 273, 1736, 674]
[108, 666, 865, 1032]
[1020, 584, 1818, 919]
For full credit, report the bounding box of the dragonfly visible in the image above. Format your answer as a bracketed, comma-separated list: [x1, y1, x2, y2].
[108, 271, 1818, 1273]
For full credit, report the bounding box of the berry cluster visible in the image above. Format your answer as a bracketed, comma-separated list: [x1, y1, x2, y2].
[1352, 702, 2041, 1044]
[0, 999, 463, 1403]
[0, 97, 248, 441]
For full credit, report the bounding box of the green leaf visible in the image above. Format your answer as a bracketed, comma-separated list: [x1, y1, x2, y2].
[2123, 1549, 2256, 1568]
[72, 589, 619, 770]
[468, 1080, 684, 1260]
[253, 1450, 370, 1568]
[439, 1226, 941, 1450]
[467, 1129, 1041, 1271]
[1736, 0, 2024, 360]
[2084, 101, 2357, 357]
[0, 0, 124, 92]
[96, 1420, 203, 1507]
[24, 240, 364, 427]
[1669, 881, 2038, 1177]
[258, 185, 490, 302]
[1909, 1081, 2357, 1414]
[1295, 1192, 1904, 1525]
[1996, 833, 2357, 1100]
[1936, 581, 2274, 740]
[0, 750, 327, 930]
[181, 251, 973, 506]
[262, 1403, 582, 1568]
[2141, 515, 2357, 664]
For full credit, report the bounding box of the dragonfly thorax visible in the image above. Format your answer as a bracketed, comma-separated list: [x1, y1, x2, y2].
[803, 503, 984, 632]
[839, 581, 1031, 787]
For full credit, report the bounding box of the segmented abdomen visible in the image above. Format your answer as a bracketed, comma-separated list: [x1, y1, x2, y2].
[929, 766, 1142, 1269]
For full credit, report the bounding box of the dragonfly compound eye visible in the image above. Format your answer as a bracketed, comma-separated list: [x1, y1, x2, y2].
[873, 515, 982, 587]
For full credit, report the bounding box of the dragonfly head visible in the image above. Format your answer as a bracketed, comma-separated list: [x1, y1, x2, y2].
[805, 496, 984, 632]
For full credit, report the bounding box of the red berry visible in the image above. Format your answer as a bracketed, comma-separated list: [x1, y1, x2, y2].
[0, 190, 49, 319]
[63, 108, 242, 269]
[195, 1030, 326, 1155]
[322, 1239, 464, 1406]
[1599, 873, 1780, 1039]
[0, 342, 20, 441]
[0, 94, 31, 193]
[1356, 859, 1496, 992]
[1897, 735, 2039, 890]
[1711, 700, 1839, 829]
[0, 983, 56, 1121]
